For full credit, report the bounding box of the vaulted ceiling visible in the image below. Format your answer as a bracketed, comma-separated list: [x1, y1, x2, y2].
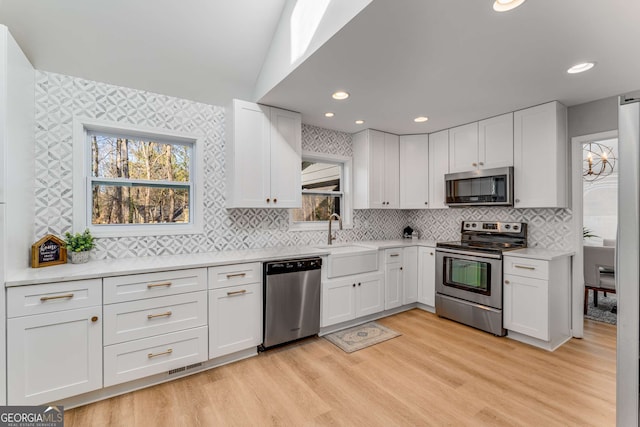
[2, 0, 639, 135]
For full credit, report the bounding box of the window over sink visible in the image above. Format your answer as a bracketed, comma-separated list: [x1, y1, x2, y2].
[289, 151, 352, 231]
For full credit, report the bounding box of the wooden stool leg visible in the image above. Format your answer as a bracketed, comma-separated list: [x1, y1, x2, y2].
[593, 290, 598, 307]
[584, 288, 589, 314]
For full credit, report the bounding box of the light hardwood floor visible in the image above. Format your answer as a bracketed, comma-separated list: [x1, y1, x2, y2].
[65, 309, 616, 426]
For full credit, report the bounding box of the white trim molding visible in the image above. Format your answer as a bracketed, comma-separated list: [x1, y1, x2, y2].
[72, 117, 205, 237]
[289, 150, 353, 232]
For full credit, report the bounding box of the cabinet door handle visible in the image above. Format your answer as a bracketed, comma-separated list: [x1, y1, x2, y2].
[40, 293, 74, 302]
[147, 281, 172, 289]
[227, 289, 247, 296]
[479, 162, 484, 166]
[430, 252, 434, 256]
[273, 198, 277, 203]
[515, 199, 520, 203]
[424, 201, 428, 205]
[352, 283, 356, 287]
[505, 280, 510, 285]
[400, 267, 403, 270]
[514, 265, 535, 271]
[148, 349, 173, 359]
[147, 311, 172, 319]
[226, 273, 246, 279]
[266, 198, 270, 203]
[91, 316, 99, 322]
[472, 162, 478, 167]
[390, 254, 400, 257]
[358, 283, 361, 286]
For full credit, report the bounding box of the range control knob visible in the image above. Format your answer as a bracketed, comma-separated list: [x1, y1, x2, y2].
[505, 224, 511, 230]
[471, 223, 477, 228]
[465, 223, 471, 228]
[513, 225, 519, 230]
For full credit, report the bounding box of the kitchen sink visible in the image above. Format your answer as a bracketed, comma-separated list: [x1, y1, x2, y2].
[315, 243, 379, 278]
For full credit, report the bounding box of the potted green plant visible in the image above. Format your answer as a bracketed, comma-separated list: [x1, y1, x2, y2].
[64, 229, 95, 264]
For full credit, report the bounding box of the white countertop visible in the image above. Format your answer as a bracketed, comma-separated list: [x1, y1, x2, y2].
[6, 245, 330, 287]
[6, 239, 569, 286]
[505, 248, 575, 261]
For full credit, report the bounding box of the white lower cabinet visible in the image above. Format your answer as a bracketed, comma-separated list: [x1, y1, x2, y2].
[503, 254, 571, 350]
[384, 249, 403, 310]
[417, 246, 436, 307]
[402, 247, 418, 305]
[7, 280, 103, 405]
[503, 274, 548, 340]
[103, 269, 209, 387]
[321, 272, 384, 327]
[208, 282, 262, 359]
[104, 327, 208, 387]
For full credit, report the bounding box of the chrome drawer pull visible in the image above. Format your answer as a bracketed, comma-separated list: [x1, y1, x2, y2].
[147, 311, 172, 319]
[390, 254, 400, 257]
[40, 293, 74, 302]
[147, 281, 172, 289]
[514, 265, 535, 271]
[226, 273, 247, 279]
[148, 349, 173, 359]
[227, 290, 247, 296]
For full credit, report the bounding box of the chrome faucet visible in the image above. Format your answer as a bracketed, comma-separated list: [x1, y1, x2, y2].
[328, 213, 343, 245]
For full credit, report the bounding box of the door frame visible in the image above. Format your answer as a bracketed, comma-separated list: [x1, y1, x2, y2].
[570, 130, 618, 338]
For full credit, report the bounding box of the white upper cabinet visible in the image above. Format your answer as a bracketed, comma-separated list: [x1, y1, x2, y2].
[428, 130, 449, 209]
[478, 112, 514, 170]
[513, 101, 568, 208]
[353, 129, 400, 209]
[399, 134, 429, 209]
[449, 113, 514, 173]
[449, 122, 479, 173]
[225, 99, 301, 209]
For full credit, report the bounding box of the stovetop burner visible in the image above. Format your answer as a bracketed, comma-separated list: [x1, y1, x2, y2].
[436, 220, 527, 254]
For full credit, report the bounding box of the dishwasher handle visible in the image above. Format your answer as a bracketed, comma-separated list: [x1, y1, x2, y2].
[264, 257, 322, 275]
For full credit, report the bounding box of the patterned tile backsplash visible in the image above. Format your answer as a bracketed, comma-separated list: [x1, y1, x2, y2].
[34, 71, 573, 260]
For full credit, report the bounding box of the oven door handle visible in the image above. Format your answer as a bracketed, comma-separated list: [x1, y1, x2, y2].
[435, 247, 502, 260]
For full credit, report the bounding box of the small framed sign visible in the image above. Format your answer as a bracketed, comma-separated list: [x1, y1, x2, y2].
[31, 234, 67, 268]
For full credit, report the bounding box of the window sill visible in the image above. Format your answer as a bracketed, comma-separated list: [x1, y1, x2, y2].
[88, 222, 203, 238]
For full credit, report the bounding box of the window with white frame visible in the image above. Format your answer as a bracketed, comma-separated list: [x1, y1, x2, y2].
[290, 152, 352, 230]
[73, 118, 203, 237]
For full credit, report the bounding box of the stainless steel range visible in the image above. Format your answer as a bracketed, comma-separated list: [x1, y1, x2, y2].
[435, 221, 527, 336]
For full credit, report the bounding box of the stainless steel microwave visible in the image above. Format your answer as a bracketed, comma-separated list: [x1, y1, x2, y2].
[444, 167, 513, 207]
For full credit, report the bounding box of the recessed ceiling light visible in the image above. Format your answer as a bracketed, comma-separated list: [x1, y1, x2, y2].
[332, 91, 349, 100]
[325, 112, 335, 118]
[493, 0, 526, 12]
[567, 62, 596, 74]
[355, 120, 365, 125]
[414, 116, 429, 123]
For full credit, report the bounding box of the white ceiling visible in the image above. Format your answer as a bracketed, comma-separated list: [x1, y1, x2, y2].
[1, 0, 639, 135]
[261, 0, 640, 134]
[0, 0, 287, 106]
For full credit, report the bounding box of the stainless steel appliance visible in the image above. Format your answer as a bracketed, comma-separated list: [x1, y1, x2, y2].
[435, 221, 527, 336]
[616, 94, 640, 424]
[262, 257, 322, 349]
[445, 167, 513, 206]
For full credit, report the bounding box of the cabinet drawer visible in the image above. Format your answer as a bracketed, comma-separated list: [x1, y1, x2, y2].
[384, 249, 403, 264]
[7, 279, 102, 318]
[104, 291, 207, 345]
[208, 263, 261, 289]
[104, 326, 208, 387]
[503, 257, 549, 280]
[104, 268, 207, 304]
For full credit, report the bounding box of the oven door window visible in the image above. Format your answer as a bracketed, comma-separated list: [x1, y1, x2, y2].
[444, 257, 491, 295]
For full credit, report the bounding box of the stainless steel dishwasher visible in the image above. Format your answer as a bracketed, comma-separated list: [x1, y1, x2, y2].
[262, 257, 322, 349]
